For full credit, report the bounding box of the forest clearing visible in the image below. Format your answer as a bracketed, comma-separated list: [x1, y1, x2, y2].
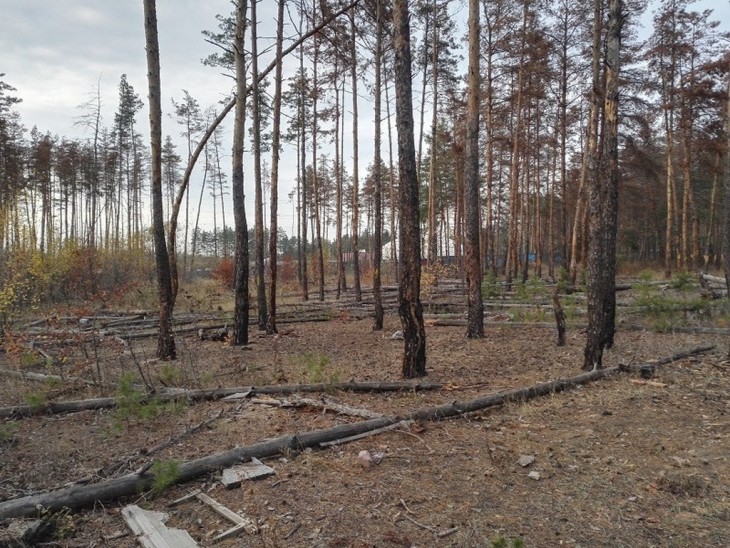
[0, 274, 728, 546]
[2, 0, 730, 544]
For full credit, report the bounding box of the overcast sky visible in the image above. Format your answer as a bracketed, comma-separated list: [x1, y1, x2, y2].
[1, 0, 728, 236]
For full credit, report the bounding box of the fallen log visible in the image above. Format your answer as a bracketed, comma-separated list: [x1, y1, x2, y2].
[0, 344, 714, 520]
[0, 381, 442, 419]
[0, 368, 95, 387]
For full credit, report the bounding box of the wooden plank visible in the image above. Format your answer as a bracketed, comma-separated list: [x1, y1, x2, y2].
[194, 492, 257, 535]
[121, 504, 198, 548]
[221, 458, 275, 488]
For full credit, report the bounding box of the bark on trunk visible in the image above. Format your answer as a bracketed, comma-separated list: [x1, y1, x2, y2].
[144, 0, 176, 360]
[372, 0, 384, 330]
[251, 0, 268, 330]
[232, 0, 250, 346]
[584, 0, 620, 370]
[266, 0, 285, 335]
[393, 0, 426, 378]
[464, 0, 483, 338]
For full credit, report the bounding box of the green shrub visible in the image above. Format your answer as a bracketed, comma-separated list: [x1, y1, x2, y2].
[150, 460, 181, 495]
[0, 421, 18, 442]
[295, 352, 339, 384]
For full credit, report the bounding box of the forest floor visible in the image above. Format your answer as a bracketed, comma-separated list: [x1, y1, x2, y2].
[0, 277, 729, 547]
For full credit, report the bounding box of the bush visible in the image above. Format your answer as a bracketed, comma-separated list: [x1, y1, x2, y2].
[212, 257, 236, 289]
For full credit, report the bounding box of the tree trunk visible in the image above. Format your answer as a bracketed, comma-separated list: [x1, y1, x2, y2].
[232, 0, 250, 346]
[505, 3, 528, 289]
[427, 0, 439, 266]
[299, 15, 309, 301]
[722, 71, 730, 304]
[373, 0, 384, 330]
[251, 0, 267, 330]
[266, 0, 285, 335]
[464, 0, 483, 339]
[393, 0, 426, 379]
[143, 0, 175, 360]
[584, 0, 620, 370]
[351, 15, 363, 303]
[335, 71, 345, 298]
[311, 18, 325, 303]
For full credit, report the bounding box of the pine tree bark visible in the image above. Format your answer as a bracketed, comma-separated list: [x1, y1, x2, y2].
[143, 0, 175, 360]
[251, 0, 267, 329]
[350, 15, 363, 302]
[393, 0, 426, 378]
[464, 0, 483, 338]
[266, 0, 285, 335]
[584, 0, 620, 370]
[232, 0, 250, 346]
[373, 0, 384, 330]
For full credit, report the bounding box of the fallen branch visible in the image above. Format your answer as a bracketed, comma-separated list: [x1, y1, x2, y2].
[0, 380, 441, 419]
[0, 368, 95, 387]
[247, 395, 383, 420]
[0, 345, 714, 520]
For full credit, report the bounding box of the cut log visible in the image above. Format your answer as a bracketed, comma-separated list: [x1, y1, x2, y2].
[121, 504, 198, 548]
[0, 381, 441, 419]
[699, 273, 727, 287]
[0, 345, 714, 520]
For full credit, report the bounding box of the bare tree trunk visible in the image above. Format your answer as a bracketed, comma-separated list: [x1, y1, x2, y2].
[571, 0, 602, 287]
[335, 71, 345, 298]
[143, 0, 175, 360]
[386, 81, 399, 281]
[464, 0, 483, 339]
[393, 0, 426, 379]
[312, 8, 325, 302]
[266, 0, 285, 335]
[351, 15, 362, 302]
[373, 0, 384, 330]
[163, 2, 358, 307]
[427, 1, 439, 266]
[704, 151, 720, 267]
[505, 4, 528, 290]
[299, 13, 309, 301]
[722, 76, 730, 300]
[584, 0, 620, 370]
[232, 0, 250, 346]
[251, 0, 267, 329]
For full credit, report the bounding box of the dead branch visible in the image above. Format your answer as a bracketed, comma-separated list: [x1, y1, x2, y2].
[247, 395, 382, 420]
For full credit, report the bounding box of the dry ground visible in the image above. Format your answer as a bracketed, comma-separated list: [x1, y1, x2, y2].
[0, 286, 729, 547]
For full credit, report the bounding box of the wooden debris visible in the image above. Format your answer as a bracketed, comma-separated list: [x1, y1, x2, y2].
[319, 420, 414, 448]
[0, 367, 94, 386]
[0, 345, 715, 520]
[221, 457, 275, 488]
[629, 379, 668, 388]
[169, 490, 257, 541]
[195, 492, 258, 540]
[247, 394, 382, 420]
[121, 504, 198, 548]
[0, 380, 440, 419]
